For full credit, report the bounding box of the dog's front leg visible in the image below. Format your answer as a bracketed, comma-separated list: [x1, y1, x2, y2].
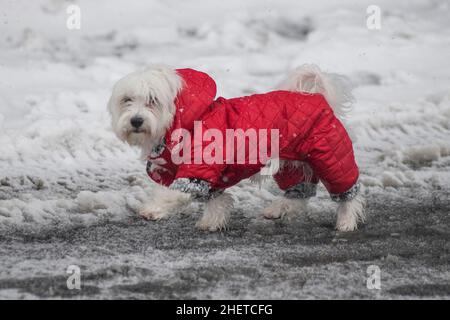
[196, 192, 234, 232]
[167, 178, 233, 232]
[139, 187, 191, 221]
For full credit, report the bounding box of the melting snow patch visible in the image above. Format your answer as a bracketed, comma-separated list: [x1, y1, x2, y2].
[381, 171, 407, 188]
[402, 145, 441, 166]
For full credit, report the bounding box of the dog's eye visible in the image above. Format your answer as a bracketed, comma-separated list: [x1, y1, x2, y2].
[145, 96, 158, 107]
[149, 96, 158, 105]
[122, 97, 133, 103]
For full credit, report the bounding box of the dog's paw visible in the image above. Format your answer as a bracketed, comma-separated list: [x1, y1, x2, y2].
[139, 205, 170, 221]
[262, 205, 283, 219]
[335, 219, 357, 232]
[195, 214, 228, 232]
[335, 213, 358, 231]
[263, 198, 307, 220]
[139, 189, 192, 221]
[195, 220, 224, 232]
[196, 192, 232, 232]
[335, 194, 365, 232]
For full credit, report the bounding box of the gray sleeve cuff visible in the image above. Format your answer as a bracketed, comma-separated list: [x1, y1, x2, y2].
[284, 182, 318, 199]
[330, 183, 360, 202]
[169, 178, 220, 201]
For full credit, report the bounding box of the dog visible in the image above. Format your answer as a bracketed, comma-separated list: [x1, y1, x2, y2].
[107, 64, 365, 232]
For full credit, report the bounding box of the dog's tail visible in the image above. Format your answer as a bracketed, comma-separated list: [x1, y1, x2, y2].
[276, 64, 354, 120]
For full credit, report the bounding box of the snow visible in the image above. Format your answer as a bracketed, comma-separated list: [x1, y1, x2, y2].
[0, 0, 449, 299]
[1, 0, 449, 229]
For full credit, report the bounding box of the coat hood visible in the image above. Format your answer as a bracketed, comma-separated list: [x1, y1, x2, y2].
[171, 68, 217, 133]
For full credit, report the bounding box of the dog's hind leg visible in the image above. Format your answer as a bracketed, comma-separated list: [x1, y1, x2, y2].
[263, 161, 318, 220]
[263, 182, 316, 219]
[333, 184, 366, 231]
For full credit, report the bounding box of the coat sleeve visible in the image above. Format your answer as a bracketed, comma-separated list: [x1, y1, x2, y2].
[169, 148, 227, 200]
[170, 106, 228, 195]
[273, 164, 319, 190]
[174, 161, 226, 188]
[173, 123, 227, 188]
[147, 160, 176, 187]
[146, 148, 178, 187]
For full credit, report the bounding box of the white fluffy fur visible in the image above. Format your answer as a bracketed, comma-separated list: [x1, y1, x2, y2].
[259, 160, 311, 221]
[276, 64, 355, 120]
[107, 64, 183, 159]
[263, 197, 307, 220]
[335, 194, 366, 231]
[196, 192, 234, 232]
[109, 64, 365, 232]
[139, 187, 191, 221]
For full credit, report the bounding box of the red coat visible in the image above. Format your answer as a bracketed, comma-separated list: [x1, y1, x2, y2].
[147, 68, 359, 195]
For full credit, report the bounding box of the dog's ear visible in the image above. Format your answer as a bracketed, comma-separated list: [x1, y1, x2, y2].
[106, 94, 116, 115]
[155, 66, 184, 99]
[139, 65, 183, 110]
[107, 77, 127, 116]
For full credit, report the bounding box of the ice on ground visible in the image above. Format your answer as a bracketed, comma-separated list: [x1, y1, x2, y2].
[0, 0, 450, 229]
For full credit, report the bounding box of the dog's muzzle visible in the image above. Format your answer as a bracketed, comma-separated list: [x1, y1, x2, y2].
[130, 116, 144, 128]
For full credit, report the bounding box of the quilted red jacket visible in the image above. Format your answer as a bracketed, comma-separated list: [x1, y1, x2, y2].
[147, 68, 359, 195]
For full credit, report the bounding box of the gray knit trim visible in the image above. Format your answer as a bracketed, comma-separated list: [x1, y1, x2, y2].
[284, 182, 317, 199]
[150, 137, 166, 158]
[169, 178, 223, 201]
[330, 183, 360, 202]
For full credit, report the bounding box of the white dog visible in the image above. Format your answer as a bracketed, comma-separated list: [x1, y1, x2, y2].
[107, 65, 365, 232]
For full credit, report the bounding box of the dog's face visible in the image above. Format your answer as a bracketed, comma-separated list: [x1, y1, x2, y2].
[107, 65, 182, 150]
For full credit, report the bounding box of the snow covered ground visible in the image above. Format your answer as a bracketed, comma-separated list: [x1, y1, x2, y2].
[0, 0, 449, 299]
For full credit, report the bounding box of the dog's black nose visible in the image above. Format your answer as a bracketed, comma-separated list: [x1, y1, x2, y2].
[130, 116, 144, 128]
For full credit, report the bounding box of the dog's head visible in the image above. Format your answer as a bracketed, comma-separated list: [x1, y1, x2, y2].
[107, 65, 182, 151]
